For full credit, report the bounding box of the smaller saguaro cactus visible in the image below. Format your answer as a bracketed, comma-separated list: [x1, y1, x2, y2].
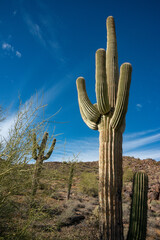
[31, 132, 56, 197]
[127, 172, 148, 240]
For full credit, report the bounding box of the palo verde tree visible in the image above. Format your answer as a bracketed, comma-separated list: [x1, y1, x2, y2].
[76, 16, 148, 240]
[0, 97, 49, 198]
[31, 132, 56, 197]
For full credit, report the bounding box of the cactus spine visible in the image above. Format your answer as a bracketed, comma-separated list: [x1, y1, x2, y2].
[76, 16, 132, 239]
[31, 132, 56, 197]
[127, 172, 148, 240]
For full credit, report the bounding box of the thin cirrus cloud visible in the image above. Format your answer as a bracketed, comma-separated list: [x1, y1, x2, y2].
[23, 13, 60, 51]
[51, 128, 160, 162]
[2, 42, 22, 58]
[0, 78, 68, 141]
[24, 14, 46, 47]
[123, 128, 160, 140]
[22, 10, 64, 62]
[1, 109, 160, 161]
[123, 133, 160, 152]
[0, 113, 16, 140]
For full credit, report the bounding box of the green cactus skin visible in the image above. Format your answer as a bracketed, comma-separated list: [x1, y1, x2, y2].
[31, 132, 56, 197]
[127, 172, 148, 240]
[76, 16, 132, 240]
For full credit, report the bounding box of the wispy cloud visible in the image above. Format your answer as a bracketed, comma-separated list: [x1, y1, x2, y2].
[2, 42, 14, 51]
[1, 42, 22, 58]
[51, 128, 160, 162]
[0, 90, 44, 140]
[41, 74, 74, 105]
[136, 103, 142, 111]
[24, 15, 46, 47]
[0, 113, 16, 139]
[124, 128, 160, 140]
[123, 149, 160, 161]
[22, 7, 63, 61]
[16, 51, 22, 58]
[123, 128, 160, 160]
[123, 133, 160, 152]
[0, 84, 63, 141]
[51, 137, 99, 163]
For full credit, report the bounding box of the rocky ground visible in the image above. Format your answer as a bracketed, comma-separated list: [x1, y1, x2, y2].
[0, 157, 160, 240]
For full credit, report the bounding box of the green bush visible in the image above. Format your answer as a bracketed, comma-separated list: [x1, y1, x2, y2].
[79, 172, 98, 197]
[123, 167, 134, 183]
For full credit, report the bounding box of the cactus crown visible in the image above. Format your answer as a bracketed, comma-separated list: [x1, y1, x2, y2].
[76, 16, 132, 132]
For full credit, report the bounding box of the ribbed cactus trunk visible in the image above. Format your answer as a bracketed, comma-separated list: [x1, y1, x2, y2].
[76, 16, 132, 240]
[99, 123, 124, 240]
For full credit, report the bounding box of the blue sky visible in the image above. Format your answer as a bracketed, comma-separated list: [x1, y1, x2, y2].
[0, 0, 160, 161]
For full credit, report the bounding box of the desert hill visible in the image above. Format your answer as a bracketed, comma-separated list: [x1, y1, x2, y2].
[0, 156, 159, 239]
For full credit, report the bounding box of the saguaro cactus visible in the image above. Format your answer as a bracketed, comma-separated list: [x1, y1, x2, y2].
[127, 172, 148, 240]
[31, 132, 56, 197]
[76, 16, 131, 239]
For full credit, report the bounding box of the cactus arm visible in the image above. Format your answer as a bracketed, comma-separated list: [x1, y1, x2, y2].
[106, 16, 119, 108]
[96, 49, 110, 114]
[44, 138, 56, 160]
[39, 132, 48, 157]
[79, 106, 98, 130]
[110, 63, 132, 130]
[76, 77, 100, 123]
[32, 132, 38, 160]
[127, 172, 148, 240]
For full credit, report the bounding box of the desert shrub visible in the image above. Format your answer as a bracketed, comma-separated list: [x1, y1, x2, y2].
[79, 172, 98, 197]
[123, 167, 134, 183]
[56, 204, 76, 230]
[0, 97, 57, 239]
[56, 200, 84, 230]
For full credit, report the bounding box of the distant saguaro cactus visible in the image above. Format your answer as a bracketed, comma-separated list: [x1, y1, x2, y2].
[76, 16, 148, 240]
[31, 132, 56, 197]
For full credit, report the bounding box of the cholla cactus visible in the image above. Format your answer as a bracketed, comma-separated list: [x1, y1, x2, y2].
[31, 132, 56, 197]
[76, 16, 148, 240]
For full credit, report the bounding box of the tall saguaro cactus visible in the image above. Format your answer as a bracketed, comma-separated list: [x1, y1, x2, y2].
[76, 16, 132, 239]
[31, 132, 56, 197]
